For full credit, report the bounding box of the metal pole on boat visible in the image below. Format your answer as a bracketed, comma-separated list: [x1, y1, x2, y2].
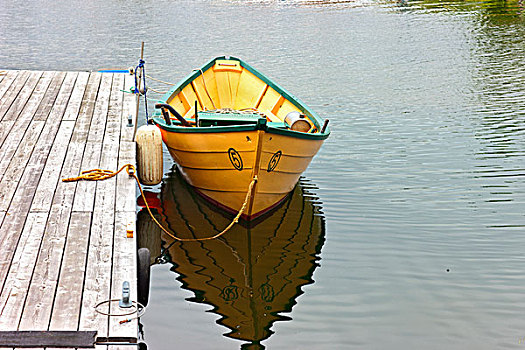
[195, 100, 199, 126]
[134, 41, 145, 139]
[321, 119, 329, 133]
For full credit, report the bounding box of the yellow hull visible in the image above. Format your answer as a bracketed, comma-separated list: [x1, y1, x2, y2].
[159, 128, 324, 218]
[153, 57, 329, 219]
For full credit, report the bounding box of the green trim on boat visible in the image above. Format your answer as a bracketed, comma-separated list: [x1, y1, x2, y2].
[153, 117, 329, 140]
[155, 56, 330, 138]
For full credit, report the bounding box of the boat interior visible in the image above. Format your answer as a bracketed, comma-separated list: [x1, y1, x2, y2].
[159, 59, 320, 133]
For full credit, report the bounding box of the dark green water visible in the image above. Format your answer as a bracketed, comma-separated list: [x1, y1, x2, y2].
[2, 0, 524, 348]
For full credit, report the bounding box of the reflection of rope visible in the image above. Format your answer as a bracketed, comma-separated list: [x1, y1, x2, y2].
[62, 164, 257, 242]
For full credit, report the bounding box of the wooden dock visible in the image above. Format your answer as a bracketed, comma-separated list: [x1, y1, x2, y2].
[0, 69, 138, 349]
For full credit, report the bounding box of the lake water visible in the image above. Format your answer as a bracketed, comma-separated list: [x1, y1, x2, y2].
[1, 0, 524, 348]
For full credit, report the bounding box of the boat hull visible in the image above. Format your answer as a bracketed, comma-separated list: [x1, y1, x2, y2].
[158, 127, 324, 219]
[153, 56, 329, 219]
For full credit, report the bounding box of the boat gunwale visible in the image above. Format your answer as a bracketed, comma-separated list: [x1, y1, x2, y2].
[153, 117, 330, 140]
[153, 56, 331, 138]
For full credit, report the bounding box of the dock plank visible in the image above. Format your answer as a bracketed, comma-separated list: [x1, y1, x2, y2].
[0, 71, 19, 102]
[0, 70, 30, 122]
[18, 124, 84, 331]
[0, 71, 53, 180]
[78, 178, 116, 337]
[62, 72, 90, 121]
[120, 74, 137, 143]
[28, 72, 83, 213]
[78, 73, 121, 337]
[48, 212, 91, 331]
[0, 120, 45, 211]
[1, 70, 44, 122]
[87, 73, 113, 144]
[116, 141, 136, 213]
[109, 211, 137, 339]
[0, 121, 15, 153]
[33, 71, 67, 121]
[0, 70, 137, 348]
[0, 212, 48, 330]
[67, 73, 102, 149]
[72, 73, 113, 212]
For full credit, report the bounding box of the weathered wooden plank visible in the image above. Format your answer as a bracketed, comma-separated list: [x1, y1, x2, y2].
[71, 141, 102, 212]
[120, 74, 136, 143]
[115, 141, 136, 213]
[0, 121, 15, 165]
[18, 172, 79, 330]
[33, 71, 67, 121]
[0, 70, 30, 122]
[0, 72, 97, 313]
[0, 71, 54, 179]
[0, 120, 45, 211]
[48, 212, 91, 331]
[87, 74, 113, 144]
[105, 74, 124, 142]
[0, 71, 79, 213]
[35, 72, 105, 331]
[24, 72, 80, 213]
[108, 211, 137, 339]
[0, 212, 48, 330]
[0, 213, 29, 296]
[29, 121, 75, 213]
[0, 113, 62, 294]
[73, 73, 121, 212]
[1, 70, 44, 122]
[34, 71, 79, 122]
[0, 71, 136, 343]
[62, 72, 90, 121]
[0, 71, 19, 102]
[78, 177, 116, 337]
[79, 74, 122, 338]
[0, 331, 96, 348]
[68, 73, 102, 147]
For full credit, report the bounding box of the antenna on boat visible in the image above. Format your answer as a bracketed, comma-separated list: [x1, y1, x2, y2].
[321, 119, 329, 134]
[195, 100, 199, 126]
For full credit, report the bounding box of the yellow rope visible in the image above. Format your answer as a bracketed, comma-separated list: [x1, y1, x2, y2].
[62, 164, 257, 242]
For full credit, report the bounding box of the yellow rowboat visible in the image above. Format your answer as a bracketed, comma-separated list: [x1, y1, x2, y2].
[152, 56, 330, 219]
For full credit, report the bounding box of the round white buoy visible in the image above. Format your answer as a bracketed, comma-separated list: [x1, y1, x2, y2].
[135, 125, 163, 185]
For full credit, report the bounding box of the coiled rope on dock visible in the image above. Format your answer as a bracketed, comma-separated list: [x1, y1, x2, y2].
[62, 164, 257, 242]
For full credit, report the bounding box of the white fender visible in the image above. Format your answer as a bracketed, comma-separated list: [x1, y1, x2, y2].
[135, 125, 163, 185]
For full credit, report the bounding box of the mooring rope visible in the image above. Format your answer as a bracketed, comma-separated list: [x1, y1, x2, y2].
[145, 74, 175, 86]
[62, 164, 257, 242]
[147, 86, 168, 94]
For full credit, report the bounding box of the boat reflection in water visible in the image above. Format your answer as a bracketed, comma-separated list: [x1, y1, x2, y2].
[138, 167, 326, 348]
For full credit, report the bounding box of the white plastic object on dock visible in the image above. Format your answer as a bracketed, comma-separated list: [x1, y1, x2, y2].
[135, 125, 163, 185]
